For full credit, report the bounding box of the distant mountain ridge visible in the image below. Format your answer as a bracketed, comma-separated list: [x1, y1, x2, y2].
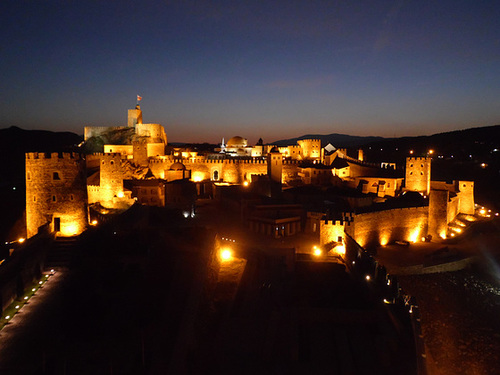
[272, 133, 388, 148]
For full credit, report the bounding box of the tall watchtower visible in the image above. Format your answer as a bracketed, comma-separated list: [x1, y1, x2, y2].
[267, 147, 282, 197]
[128, 105, 143, 127]
[405, 157, 431, 195]
[26, 152, 88, 238]
[99, 153, 124, 202]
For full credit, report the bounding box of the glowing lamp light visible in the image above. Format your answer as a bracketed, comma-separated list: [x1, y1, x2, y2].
[365, 275, 371, 281]
[116, 191, 124, 198]
[32, 288, 36, 292]
[479, 209, 486, 215]
[18, 238, 25, 243]
[421, 237, 426, 242]
[91, 220, 98, 226]
[220, 249, 232, 261]
[243, 181, 249, 187]
[38, 281, 43, 285]
[183, 211, 190, 218]
[409, 150, 414, 154]
[312, 246, 322, 257]
[15, 305, 20, 309]
[5, 316, 10, 320]
[335, 245, 346, 256]
[428, 149, 434, 154]
[24, 296, 28, 300]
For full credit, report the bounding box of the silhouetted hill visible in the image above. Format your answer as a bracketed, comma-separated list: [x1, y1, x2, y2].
[272, 133, 387, 148]
[0, 126, 82, 184]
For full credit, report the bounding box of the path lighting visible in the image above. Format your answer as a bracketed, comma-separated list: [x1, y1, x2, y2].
[18, 238, 25, 243]
[365, 275, 371, 281]
[243, 181, 249, 187]
[91, 220, 98, 225]
[220, 248, 232, 261]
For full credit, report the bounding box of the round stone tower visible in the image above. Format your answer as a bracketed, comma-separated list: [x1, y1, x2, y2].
[26, 152, 88, 238]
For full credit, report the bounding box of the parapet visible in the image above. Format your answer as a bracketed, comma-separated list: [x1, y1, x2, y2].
[26, 152, 82, 160]
[406, 157, 429, 162]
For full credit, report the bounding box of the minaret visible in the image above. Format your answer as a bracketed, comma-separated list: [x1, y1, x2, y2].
[220, 138, 226, 153]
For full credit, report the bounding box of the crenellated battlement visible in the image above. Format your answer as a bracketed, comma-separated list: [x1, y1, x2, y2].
[406, 157, 429, 162]
[26, 152, 82, 160]
[323, 219, 351, 226]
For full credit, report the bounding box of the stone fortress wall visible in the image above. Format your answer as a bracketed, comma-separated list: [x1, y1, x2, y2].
[25, 152, 88, 238]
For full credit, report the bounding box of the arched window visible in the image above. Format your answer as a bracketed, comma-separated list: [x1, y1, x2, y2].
[213, 170, 219, 181]
[52, 195, 57, 202]
[53, 172, 61, 180]
[27, 171, 31, 181]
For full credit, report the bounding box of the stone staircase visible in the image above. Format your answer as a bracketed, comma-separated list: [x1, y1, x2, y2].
[45, 237, 77, 268]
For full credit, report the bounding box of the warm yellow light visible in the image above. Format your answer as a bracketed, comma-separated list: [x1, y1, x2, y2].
[421, 237, 426, 242]
[429, 149, 434, 154]
[192, 172, 205, 182]
[243, 181, 249, 187]
[450, 233, 455, 237]
[117, 191, 124, 198]
[335, 245, 346, 256]
[409, 229, 420, 244]
[451, 227, 462, 233]
[91, 220, 98, 225]
[479, 209, 486, 215]
[365, 275, 371, 281]
[18, 238, 25, 243]
[63, 223, 78, 236]
[220, 249, 232, 261]
[313, 247, 322, 256]
[409, 150, 414, 154]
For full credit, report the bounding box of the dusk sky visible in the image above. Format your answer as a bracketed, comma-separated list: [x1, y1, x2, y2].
[1, 0, 499, 143]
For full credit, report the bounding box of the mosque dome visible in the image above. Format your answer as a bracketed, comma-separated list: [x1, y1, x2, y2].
[227, 136, 248, 148]
[169, 162, 186, 171]
[269, 146, 280, 153]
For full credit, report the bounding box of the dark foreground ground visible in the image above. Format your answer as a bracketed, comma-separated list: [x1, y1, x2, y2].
[0, 204, 417, 374]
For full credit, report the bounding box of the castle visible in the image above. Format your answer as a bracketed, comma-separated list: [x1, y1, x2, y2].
[25, 105, 476, 252]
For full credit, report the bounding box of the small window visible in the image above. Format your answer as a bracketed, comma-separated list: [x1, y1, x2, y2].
[27, 172, 31, 181]
[70, 194, 74, 201]
[33, 196, 36, 202]
[463, 184, 466, 188]
[410, 164, 413, 167]
[53, 172, 61, 180]
[52, 195, 57, 202]
[338, 236, 342, 242]
[410, 172, 413, 175]
[110, 160, 114, 165]
[421, 164, 424, 168]
[420, 172, 423, 175]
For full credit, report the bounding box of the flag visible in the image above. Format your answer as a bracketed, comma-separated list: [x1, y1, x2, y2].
[137, 95, 142, 101]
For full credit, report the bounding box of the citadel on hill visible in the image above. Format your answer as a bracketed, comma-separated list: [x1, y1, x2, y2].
[25, 105, 476, 250]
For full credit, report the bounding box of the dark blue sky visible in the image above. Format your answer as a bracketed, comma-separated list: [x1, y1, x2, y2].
[1, 0, 499, 143]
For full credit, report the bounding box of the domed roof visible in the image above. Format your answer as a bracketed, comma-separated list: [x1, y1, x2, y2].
[169, 162, 186, 171]
[269, 146, 280, 153]
[227, 136, 248, 148]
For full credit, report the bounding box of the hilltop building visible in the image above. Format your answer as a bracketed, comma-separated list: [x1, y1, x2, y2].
[25, 105, 476, 249]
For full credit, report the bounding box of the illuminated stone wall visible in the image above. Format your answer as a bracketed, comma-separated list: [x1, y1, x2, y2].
[148, 158, 298, 184]
[26, 152, 88, 238]
[428, 189, 449, 240]
[346, 207, 429, 248]
[99, 153, 124, 202]
[405, 157, 431, 195]
[320, 220, 347, 246]
[456, 181, 475, 215]
[297, 139, 321, 160]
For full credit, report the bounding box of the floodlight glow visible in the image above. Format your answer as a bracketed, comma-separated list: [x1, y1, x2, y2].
[18, 238, 25, 243]
[365, 275, 371, 281]
[220, 249, 232, 261]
